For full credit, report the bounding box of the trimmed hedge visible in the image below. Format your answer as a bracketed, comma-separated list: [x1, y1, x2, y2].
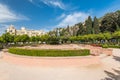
[8, 48, 90, 57]
[101, 44, 120, 48]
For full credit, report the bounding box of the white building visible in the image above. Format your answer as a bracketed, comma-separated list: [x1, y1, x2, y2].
[7, 25, 46, 37]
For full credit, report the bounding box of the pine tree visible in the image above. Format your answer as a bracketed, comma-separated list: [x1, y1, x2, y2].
[66, 25, 70, 32]
[76, 23, 85, 36]
[85, 16, 93, 34]
[93, 16, 100, 34]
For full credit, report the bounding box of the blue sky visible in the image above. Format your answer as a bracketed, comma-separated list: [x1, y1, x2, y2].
[0, 0, 120, 35]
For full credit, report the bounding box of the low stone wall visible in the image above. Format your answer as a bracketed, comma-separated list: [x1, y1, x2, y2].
[102, 48, 113, 56]
[84, 45, 113, 56]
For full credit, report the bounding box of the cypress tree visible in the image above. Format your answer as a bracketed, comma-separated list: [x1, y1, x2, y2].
[85, 16, 93, 34]
[66, 25, 70, 32]
[76, 23, 85, 36]
[93, 16, 100, 34]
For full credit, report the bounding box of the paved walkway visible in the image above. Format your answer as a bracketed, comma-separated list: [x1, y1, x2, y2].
[0, 48, 120, 80]
[0, 59, 106, 80]
[2, 52, 101, 67]
[0, 51, 3, 58]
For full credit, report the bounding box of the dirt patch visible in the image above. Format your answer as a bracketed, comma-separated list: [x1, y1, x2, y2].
[19, 44, 85, 50]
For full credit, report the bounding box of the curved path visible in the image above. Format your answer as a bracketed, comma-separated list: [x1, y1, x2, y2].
[0, 48, 120, 80]
[2, 52, 101, 67]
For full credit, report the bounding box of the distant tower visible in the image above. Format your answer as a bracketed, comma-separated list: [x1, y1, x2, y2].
[7, 25, 16, 35]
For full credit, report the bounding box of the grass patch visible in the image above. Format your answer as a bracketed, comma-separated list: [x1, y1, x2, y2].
[8, 47, 90, 57]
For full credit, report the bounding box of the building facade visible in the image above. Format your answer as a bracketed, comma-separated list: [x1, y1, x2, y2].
[7, 25, 46, 37]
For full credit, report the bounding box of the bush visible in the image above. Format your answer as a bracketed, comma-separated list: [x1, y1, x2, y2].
[101, 44, 108, 48]
[8, 48, 90, 57]
[0, 44, 3, 49]
[101, 44, 120, 48]
[48, 37, 60, 45]
[47, 41, 59, 45]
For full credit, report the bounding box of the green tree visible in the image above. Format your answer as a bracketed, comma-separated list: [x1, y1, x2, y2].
[35, 36, 41, 42]
[117, 10, 120, 24]
[95, 33, 105, 42]
[1, 33, 14, 43]
[0, 36, 3, 49]
[0, 36, 3, 43]
[100, 11, 120, 32]
[60, 36, 69, 43]
[48, 36, 59, 44]
[103, 32, 112, 40]
[113, 31, 120, 44]
[85, 16, 93, 34]
[113, 31, 120, 39]
[69, 36, 78, 43]
[66, 25, 70, 33]
[20, 35, 30, 43]
[59, 28, 66, 36]
[76, 23, 86, 36]
[30, 36, 37, 42]
[30, 36, 40, 43]
[14, 35, 21, 43]
[40, 34, 49, 43]
[93, 16, 100, 34]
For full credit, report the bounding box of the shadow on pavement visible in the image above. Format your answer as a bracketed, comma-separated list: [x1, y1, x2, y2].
[113, 56, 120, 62]
[102, 68, 120, 80]
[102, 56, 120, 80]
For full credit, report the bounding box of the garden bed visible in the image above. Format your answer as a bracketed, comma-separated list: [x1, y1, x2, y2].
[8, 47, 90, 57]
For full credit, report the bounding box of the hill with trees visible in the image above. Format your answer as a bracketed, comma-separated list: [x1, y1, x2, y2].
[50, 10, 120, 37]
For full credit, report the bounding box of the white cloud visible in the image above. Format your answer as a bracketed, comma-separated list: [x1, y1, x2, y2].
[57, 12, 89, 27]
[42, 0, 65, 10]
[28, 0, 66, 10]
[0, 24, 9, 35]
[28, 0, 33, 3]
[0, 3, 29, 23]
[56, 13, 66, 20]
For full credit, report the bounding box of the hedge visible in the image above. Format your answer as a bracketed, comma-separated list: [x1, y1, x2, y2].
[8, 48, 90, 57]
[0, 44, 3, 49]
[101, 44, 120, 48]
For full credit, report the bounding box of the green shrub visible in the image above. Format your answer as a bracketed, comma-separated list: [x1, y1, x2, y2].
[108, 45, 120, 48]
[101, 44, 108, 48]
[0, 44, 3, 49]
[47, 41, 59, 45]
[8, 48, 90, 57]
[101, 44, 120, 48]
